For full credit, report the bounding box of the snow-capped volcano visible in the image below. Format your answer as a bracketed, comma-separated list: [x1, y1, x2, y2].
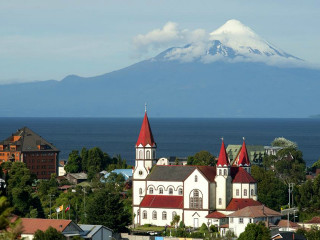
[154, 19, 301, 65]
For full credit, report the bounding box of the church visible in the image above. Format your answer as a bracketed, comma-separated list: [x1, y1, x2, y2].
[132, 110, 261, 228]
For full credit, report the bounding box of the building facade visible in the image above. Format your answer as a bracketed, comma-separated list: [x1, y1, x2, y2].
[133, 111, 261, 230]
[0, 127, 59, 179]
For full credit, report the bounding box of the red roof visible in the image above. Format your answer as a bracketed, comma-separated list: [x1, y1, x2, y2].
[226, 198, 261, 211]
[197, 166, 217, 182]
[232, 167, 256, 183]
[238, 139, 250, 166]
[140, 195, 183, 209]
[136, 112, 156, 147]
[21, 218, 72, 234]
[206, 211, 226, 219]
[306, 216, 320, 224]
[217, 140, 229, 167]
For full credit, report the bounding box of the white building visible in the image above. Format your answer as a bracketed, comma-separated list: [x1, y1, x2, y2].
[132, 111, 262, 232]
[228, 205, 282, 237]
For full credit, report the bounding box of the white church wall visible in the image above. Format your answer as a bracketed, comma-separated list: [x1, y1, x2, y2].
[140, 208, 183, 226]
[133, 180, 146, 205]
[183, 210, 209, 228]
[184, 169, 209, 209]
[146, 181, 183, 195]
[232, 183, 242, 198]
[249, 183, 258, 200]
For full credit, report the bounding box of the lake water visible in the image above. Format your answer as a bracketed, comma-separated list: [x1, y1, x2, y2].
[0, 118, 319, 166]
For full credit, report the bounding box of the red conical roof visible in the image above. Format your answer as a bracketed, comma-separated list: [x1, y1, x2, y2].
[238, 138, 250, 166]
[217, 139, 229, 167]
[136, 112, 156, 147]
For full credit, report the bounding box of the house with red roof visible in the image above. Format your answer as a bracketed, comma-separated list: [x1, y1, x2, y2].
[132, 109, 261, 231]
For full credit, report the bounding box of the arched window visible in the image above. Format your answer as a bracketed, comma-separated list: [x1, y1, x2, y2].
[195, 175, 198, 182]
[152, 211, 157, 220]
[159, 188, 163, 194]
[143, 210, 147, 219]
[219, 169, 222, 175]
[169, 188, 173, 195]
[172, 211, 177, 220]
[162, 211, 167, 220]
[189, 189, 203, 209]
[178, 188, 183, 195]
[219, 198, 222, 205]
[251, 189, 254, 196]
[224, 169, 227, 175]
[146, 150, 150, 159]
[236, 189, 239, 196]
[139, 188, 142, 195]
[139, 150, 143, 159]
[149, 187, 153, 194]
[244, 189, 247, 196]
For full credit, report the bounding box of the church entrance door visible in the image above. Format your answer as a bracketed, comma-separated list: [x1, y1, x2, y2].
[193, 218, 199, 228]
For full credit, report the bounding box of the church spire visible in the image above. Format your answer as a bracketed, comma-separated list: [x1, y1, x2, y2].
[238, 137, 250, 166]
[217, 138, 229, 167]
[136, 109, 156, 147]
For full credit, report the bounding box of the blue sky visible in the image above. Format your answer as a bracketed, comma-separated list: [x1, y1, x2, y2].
[0, 0, 319, 84]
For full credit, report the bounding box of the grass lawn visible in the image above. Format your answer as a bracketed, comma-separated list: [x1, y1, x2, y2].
[134, 225, 167, 232]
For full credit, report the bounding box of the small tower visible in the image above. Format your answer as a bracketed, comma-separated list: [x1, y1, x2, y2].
[133, 107, 157, 225]
[215, 138, 232, 210]
[238, 138, 251, 173]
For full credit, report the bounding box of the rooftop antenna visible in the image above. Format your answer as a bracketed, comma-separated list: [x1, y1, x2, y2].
[145, 102, 147, 113]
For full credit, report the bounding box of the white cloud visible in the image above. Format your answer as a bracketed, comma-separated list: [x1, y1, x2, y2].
[133, 22, 208, 55]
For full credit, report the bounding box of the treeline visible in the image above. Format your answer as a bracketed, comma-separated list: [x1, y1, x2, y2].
[0, 161, 132, 233]
[65, 147, 133, 180]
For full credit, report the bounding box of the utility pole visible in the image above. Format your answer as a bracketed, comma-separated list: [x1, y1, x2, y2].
[49, 194, 54, 219]
[288, 183, 294, 208]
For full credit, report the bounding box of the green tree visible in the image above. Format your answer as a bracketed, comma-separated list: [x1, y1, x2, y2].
[86, 187, 131, 232]
[34, 226, 66, 240]
[170, 214, 180, 228]
[199, 223, 208, 233]
[187, 151, 216, 166]
[6, 162, 43, 217]
[238, 222, 270, 240]
[251, 166, 287, 210]
[80, 148, 88, 172]
[0, 196, 23, 240]
[272, 137, 297, 148]
[87, 147, 106, 180]
[65, 150, 82, 173]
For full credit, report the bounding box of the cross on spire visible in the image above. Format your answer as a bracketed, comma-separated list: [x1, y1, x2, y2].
[145, 103, 147, 112]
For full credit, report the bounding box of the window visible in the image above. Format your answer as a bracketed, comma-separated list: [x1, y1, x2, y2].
[195, 175, 198, 182]
[169, 188, 173, 195]
[159, 188, 163, 194]
[219, 198, 222, 205]
[162, 211, 167, 220]
[189, 189, 203, 209]
[152, 211, 157, 220]
[178, 188, 183, 195]
[139, 188, 142, 195]
[143, 210, 147, 219]
[146, 151, 150, 159]
[244, 189, 247, 196]
[149, 187, 154, 194]
[219, 169, 222, 175]
[239, 218, 243, 224]
[224, 169, 227, 175]
[236, 189, 239, 196]
[251, 189, 254, 196]
[139, 150, 143, 159]
[172, 211, 177, 220]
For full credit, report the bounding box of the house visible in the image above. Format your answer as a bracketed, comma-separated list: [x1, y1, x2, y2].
[277, 219, 301, 232]
[264, 146, 283, 156]
[79, 224, 113, 240]
[156, 157, 188, 166]
[206, 211, 228, 228]
[271, 231, 306, 240]
[133, 110, 262, 230]
[300, 216, 320, 229]
[102, 169, 133, 181]
[226, 144, 265, 165]
[20, 218, 83, 239]
[227, 205, 282, 237]
[59, 160, 67, 176]
[65, 172, 88, 185]
[0, 127, 59, 179]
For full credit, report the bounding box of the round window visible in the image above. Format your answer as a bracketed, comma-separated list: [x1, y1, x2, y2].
[139, 170, 143, 175]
